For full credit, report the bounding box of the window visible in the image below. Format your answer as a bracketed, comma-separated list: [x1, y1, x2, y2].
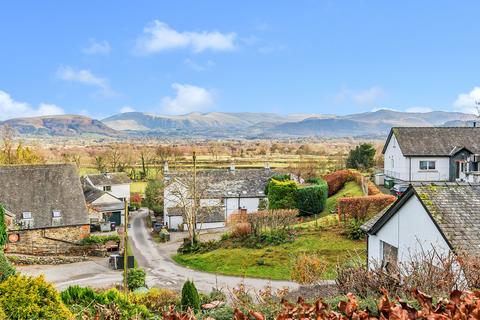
[391, 158, 394, 168]
[52, 210, 62, 226]
[22, 211, 32, 219]
[21, 212, 34, 229]
[419, 161, 436, 170]
[52, 210, 61, 218]
[103, 185, 112, 192]
[381, 240, 398, 271]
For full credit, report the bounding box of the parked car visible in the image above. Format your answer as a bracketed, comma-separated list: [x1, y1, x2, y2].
[391, 184, 409, 197]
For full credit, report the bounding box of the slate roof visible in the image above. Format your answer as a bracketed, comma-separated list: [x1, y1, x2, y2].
[0, 164, 89, 229]
[83, 186, 106, 203]
[382, 127, 480, 156]
[363, 183, 480, 255]
[165, 169, 280, 198]
[167, 206, 225, 223]
[83, 186, 124, 212]
[86, 172, 132, 186]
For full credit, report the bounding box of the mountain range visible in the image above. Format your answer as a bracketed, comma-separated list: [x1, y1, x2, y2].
[0, 110, 477, 139]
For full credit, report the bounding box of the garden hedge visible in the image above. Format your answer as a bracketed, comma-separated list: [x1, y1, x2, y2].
[337, 194, 396, 222]
[296, 179, 328, 216]
[323, 170, 356, 196]
[267, 179, 298, 210]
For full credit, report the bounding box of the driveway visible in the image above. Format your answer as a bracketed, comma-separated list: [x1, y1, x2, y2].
[129, 209, 299, 292]
[19, 209, 300, 293]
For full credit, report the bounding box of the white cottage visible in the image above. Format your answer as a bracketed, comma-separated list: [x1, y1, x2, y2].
[84, 172, 132, 203]
[383, 127, 480, 183]
[83, 186, 125, 226]
[362, 183, 480, 269]
[164, 166, 279, 230]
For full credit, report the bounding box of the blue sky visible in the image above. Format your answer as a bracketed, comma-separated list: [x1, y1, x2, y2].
[1, 1, 480, 120]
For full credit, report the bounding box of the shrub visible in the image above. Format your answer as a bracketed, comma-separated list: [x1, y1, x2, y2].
[0, 275, 73, 319]
[367, 181, 381, 195]
[61, 286, 151, 318]
[231, 222, 252, 238]
[129, 287, 179, 313]
[0, 205, 6, 247]
[201, 305, 234, 320]
[126, 268, 146, 290]
[344, 218, 367, 240]
[181, 280, 201, 312]
[0, 252, 15, 283]
[144, 179, 164, 214]
[296, 179, 328, 216]
[346, 143, 376, 170]
[337, 194, 396, 222]
[267, 179, 298, 209]
[80, 234, 120, 245]
[291, 252, 327, 284]
[323, 170, 356, 196]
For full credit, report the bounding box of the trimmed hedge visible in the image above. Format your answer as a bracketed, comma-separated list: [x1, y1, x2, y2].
[337, 195, 396, 222]
[296, 179, 328, 216]
[267, 179, 298, 210]
[323, 170, 356, 196]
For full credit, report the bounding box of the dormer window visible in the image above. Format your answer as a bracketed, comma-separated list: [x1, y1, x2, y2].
[103, 185, 112, 192]
[21, 212, 34, 229]
[52, 210, 62, 226]
[22, 211, 32, 220]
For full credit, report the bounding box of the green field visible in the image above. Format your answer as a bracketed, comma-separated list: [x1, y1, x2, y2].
[173, 229, 365, 280]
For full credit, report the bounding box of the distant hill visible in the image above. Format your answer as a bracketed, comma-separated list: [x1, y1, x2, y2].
[0, 115, 119, 137]
[1, 110, 477, 139]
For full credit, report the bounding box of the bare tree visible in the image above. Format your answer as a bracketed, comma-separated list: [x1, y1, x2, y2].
[164, 153, 219, 243]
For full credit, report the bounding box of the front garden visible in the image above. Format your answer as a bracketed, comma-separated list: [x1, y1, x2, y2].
[172, 170, 392, 281]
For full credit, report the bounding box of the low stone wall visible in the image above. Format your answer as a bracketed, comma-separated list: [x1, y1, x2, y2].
[7, 254, 90, 265]
[5, 225, 90, 255]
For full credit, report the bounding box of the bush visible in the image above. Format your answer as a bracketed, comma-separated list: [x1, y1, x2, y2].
[344, 218, 366, 240]
[337, 194, 396, 222]
[144, 180, 164, 214]
[367, 181, 381, 195]
[129, 287, 179, 313]
[291, 252, 327, 284]
[61, 286, 151, 318]
[201, 305, 234, 320]
[0, 252, 15, 283]
[80, 234, 120, 245]
[0, 205, 7, 247]
[267, 179, 298, 209]
[126, 268, 146, 290]
[296, 179, 328, 216]
[181, 280, 201, 312]
[0, 275, 73, 319]
[346, 143, 376, 170]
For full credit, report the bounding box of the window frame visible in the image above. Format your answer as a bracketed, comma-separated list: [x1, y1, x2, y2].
[419, 160, 436, 171]
[103, 185, 112, 192]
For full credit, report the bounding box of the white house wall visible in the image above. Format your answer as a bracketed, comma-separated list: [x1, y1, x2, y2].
[111, 184, 130, 202]
[384, 134, 410, 181]
[368, 195, 451, 268]
[225, 197, 261, 217]
[384, 134, 451, 182]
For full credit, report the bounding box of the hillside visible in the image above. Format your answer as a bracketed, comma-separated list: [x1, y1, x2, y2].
[0, 115, 119, 137]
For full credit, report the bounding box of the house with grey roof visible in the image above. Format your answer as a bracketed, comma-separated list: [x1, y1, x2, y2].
[361, 183, 480, 269]
[383, 127, 480, 183]
[0, 164, 90, 255]
[163, 165, 279, 230]
[83, 186, 125, 226]
[84, 172, 132, 203]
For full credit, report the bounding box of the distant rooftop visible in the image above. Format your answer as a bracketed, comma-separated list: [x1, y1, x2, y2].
[86, 172, 132, 186]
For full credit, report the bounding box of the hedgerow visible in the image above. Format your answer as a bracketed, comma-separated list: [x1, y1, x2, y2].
[267, 179, 298, 209]
[80, 234, 120, 245]
[337, 195, 396, 222]
[323, 170, 356, 196]
[296, 179, 328, 216]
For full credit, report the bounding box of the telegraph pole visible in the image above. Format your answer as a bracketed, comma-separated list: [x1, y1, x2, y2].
[123, 200, 129, 296]
[192, 151, 197, 242]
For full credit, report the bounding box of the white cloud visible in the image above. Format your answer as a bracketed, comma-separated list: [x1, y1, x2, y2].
[161, 83, 215, 114]
[83, 39, 111, 55]
[56, 66, 115, 97]
[120, 106, 135, 113]
[335, 86, 386, 106]
[405, 107, 433, 113]
[453, 87, 480, 114]
[0, 90, 64, 120]
[134, 21, 236, 54]
[184, 59, 215, 72]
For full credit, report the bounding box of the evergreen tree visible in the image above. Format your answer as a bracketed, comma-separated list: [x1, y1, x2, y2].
[346, 143, 376, 170]
[181, 280, 200, 312]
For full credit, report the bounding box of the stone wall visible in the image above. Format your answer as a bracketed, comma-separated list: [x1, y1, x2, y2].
[5, 225, 90, 255]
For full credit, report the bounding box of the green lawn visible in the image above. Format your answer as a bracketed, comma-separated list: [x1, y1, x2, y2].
[172, 180, 366, 281]
[173, 229, 365, 280]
